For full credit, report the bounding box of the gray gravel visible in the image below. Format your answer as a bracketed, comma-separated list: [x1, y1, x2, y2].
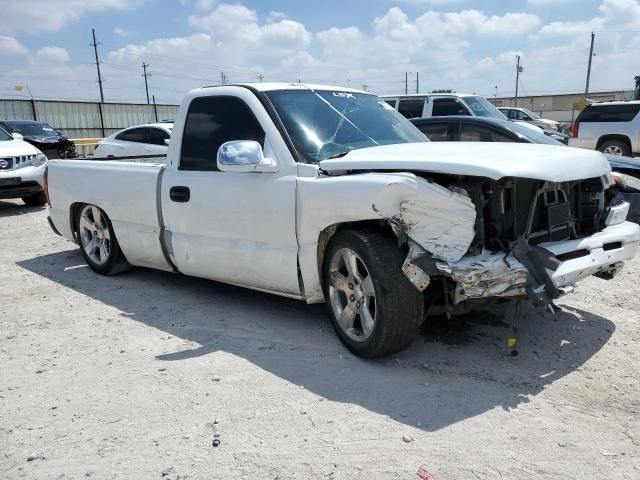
[1, 199, 639, 479]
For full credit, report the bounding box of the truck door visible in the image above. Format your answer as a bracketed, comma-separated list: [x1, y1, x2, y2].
[161, 89, 301, 297]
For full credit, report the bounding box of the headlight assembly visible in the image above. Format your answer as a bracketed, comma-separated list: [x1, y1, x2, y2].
[32, 153, 48, 167]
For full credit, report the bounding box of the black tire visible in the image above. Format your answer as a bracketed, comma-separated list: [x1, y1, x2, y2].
[22, 191, 46, 207]
[75, 204, 131, 276]
[323, 228, 424, 358]
[599, 139, 630, 156]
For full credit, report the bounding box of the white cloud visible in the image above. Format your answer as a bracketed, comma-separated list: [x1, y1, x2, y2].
[34, 47, 71, 64]
[1, 0, 143, 34]
[536, 0, 640, 38]
[188, 3, 311, 54]
[0, 36, 28, 56]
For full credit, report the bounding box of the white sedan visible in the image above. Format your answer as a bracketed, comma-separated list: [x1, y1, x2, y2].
[95, 122, 172, 159]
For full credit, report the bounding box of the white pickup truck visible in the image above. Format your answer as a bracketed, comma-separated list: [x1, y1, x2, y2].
[46, 83, 640, 358]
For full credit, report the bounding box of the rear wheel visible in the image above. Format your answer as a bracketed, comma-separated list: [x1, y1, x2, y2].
[323, 228, 423, 358]
[599, 139, 630, 156]
[75, 204, 131, 275]
[22, 191, 46, 207]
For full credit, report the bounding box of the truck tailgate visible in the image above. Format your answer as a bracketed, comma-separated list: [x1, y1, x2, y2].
[48, 160, 172, 271]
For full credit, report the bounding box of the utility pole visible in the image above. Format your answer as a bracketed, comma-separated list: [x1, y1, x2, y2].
[405, 72, 408, 95]
[514, 55, 522, 107]
[585, 32, 595, 98]
[141, 62, 151, 104]
[416, 72, 419, 94]
[91, 28, 104, 103]
[257, 73, 264, 82]
[362, 84, 368, 92]
[220, 71, 227, 85]
[152, 94, 158, 122]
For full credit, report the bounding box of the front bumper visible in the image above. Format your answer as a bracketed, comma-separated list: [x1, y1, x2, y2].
[0, 164, 46, 199]
[405, 221, 640, 305]
[540, 220, 640, 287]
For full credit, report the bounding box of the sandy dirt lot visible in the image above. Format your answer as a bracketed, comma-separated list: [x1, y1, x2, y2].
[1, 199, 639, 479]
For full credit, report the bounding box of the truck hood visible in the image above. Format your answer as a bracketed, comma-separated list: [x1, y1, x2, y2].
[319, 142, 611, 182]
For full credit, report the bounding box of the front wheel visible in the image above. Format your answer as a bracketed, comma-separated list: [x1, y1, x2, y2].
[75, 204, 131, 275]
[323, 229, 424, 358]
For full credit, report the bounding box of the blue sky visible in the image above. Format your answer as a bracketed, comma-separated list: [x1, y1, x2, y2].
[1, 0, 639, 103]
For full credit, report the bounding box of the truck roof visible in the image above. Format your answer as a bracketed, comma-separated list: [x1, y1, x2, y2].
[194, 83, 370, 95]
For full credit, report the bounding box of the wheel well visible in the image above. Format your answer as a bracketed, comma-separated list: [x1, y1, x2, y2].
[316, 220, 399, 291]
[597, 134, 631, 151]
[69, 202, 83, 243]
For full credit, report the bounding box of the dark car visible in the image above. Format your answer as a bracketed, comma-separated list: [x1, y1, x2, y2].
[410, 116, 639, 223]
[0, 120, 76, 159]
[410, 115, 567, 146]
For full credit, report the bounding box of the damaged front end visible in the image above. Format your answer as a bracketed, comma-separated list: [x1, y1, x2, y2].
[395, 174, 640, 313]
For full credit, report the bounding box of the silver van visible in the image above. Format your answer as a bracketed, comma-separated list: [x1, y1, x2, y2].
[569, 101, 640, 156]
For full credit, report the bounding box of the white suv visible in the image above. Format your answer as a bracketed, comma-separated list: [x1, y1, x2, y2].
[569, 101, 640, 157]
[0, 127, 48, 206]
[381, 93, 508, 120]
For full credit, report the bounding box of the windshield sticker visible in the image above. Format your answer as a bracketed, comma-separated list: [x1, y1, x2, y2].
[332, 92, 355, 99]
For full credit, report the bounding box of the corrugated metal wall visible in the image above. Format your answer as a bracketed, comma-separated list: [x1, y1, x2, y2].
[0, 99, 179, 138]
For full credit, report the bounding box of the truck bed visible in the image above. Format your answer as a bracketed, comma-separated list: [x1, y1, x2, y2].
[47, 159, 173, 272]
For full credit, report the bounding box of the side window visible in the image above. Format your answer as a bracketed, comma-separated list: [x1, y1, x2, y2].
[432, 98, 470, 116]
[578, 104, 640, 122]
[116, 127, 149, 143]
[180, 96, 265, 171]
[384, 99, 397, 109]
[398, 99, 425, 118]
[490, 129, 516, 142]
[149, 128, 169, 146]
[416, 122, 450, 141]
[460, 124, 494, 142]
[515, 110, 528, 121]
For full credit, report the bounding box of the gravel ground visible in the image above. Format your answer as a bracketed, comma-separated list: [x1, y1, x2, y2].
[1, 199, 639, 480]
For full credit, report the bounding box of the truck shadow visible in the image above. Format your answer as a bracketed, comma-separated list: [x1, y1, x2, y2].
[18, 249, 615, 432]
[0, 200, 45, 218]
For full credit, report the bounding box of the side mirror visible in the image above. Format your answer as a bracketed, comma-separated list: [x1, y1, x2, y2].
[12, 132, 24, 141]
[217, 140, 278, 173]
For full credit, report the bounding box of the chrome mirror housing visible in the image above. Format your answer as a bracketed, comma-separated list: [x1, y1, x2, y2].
[217, 140, 278, 173]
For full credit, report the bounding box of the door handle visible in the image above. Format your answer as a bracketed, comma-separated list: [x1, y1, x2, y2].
[170, 186, 190, 202]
